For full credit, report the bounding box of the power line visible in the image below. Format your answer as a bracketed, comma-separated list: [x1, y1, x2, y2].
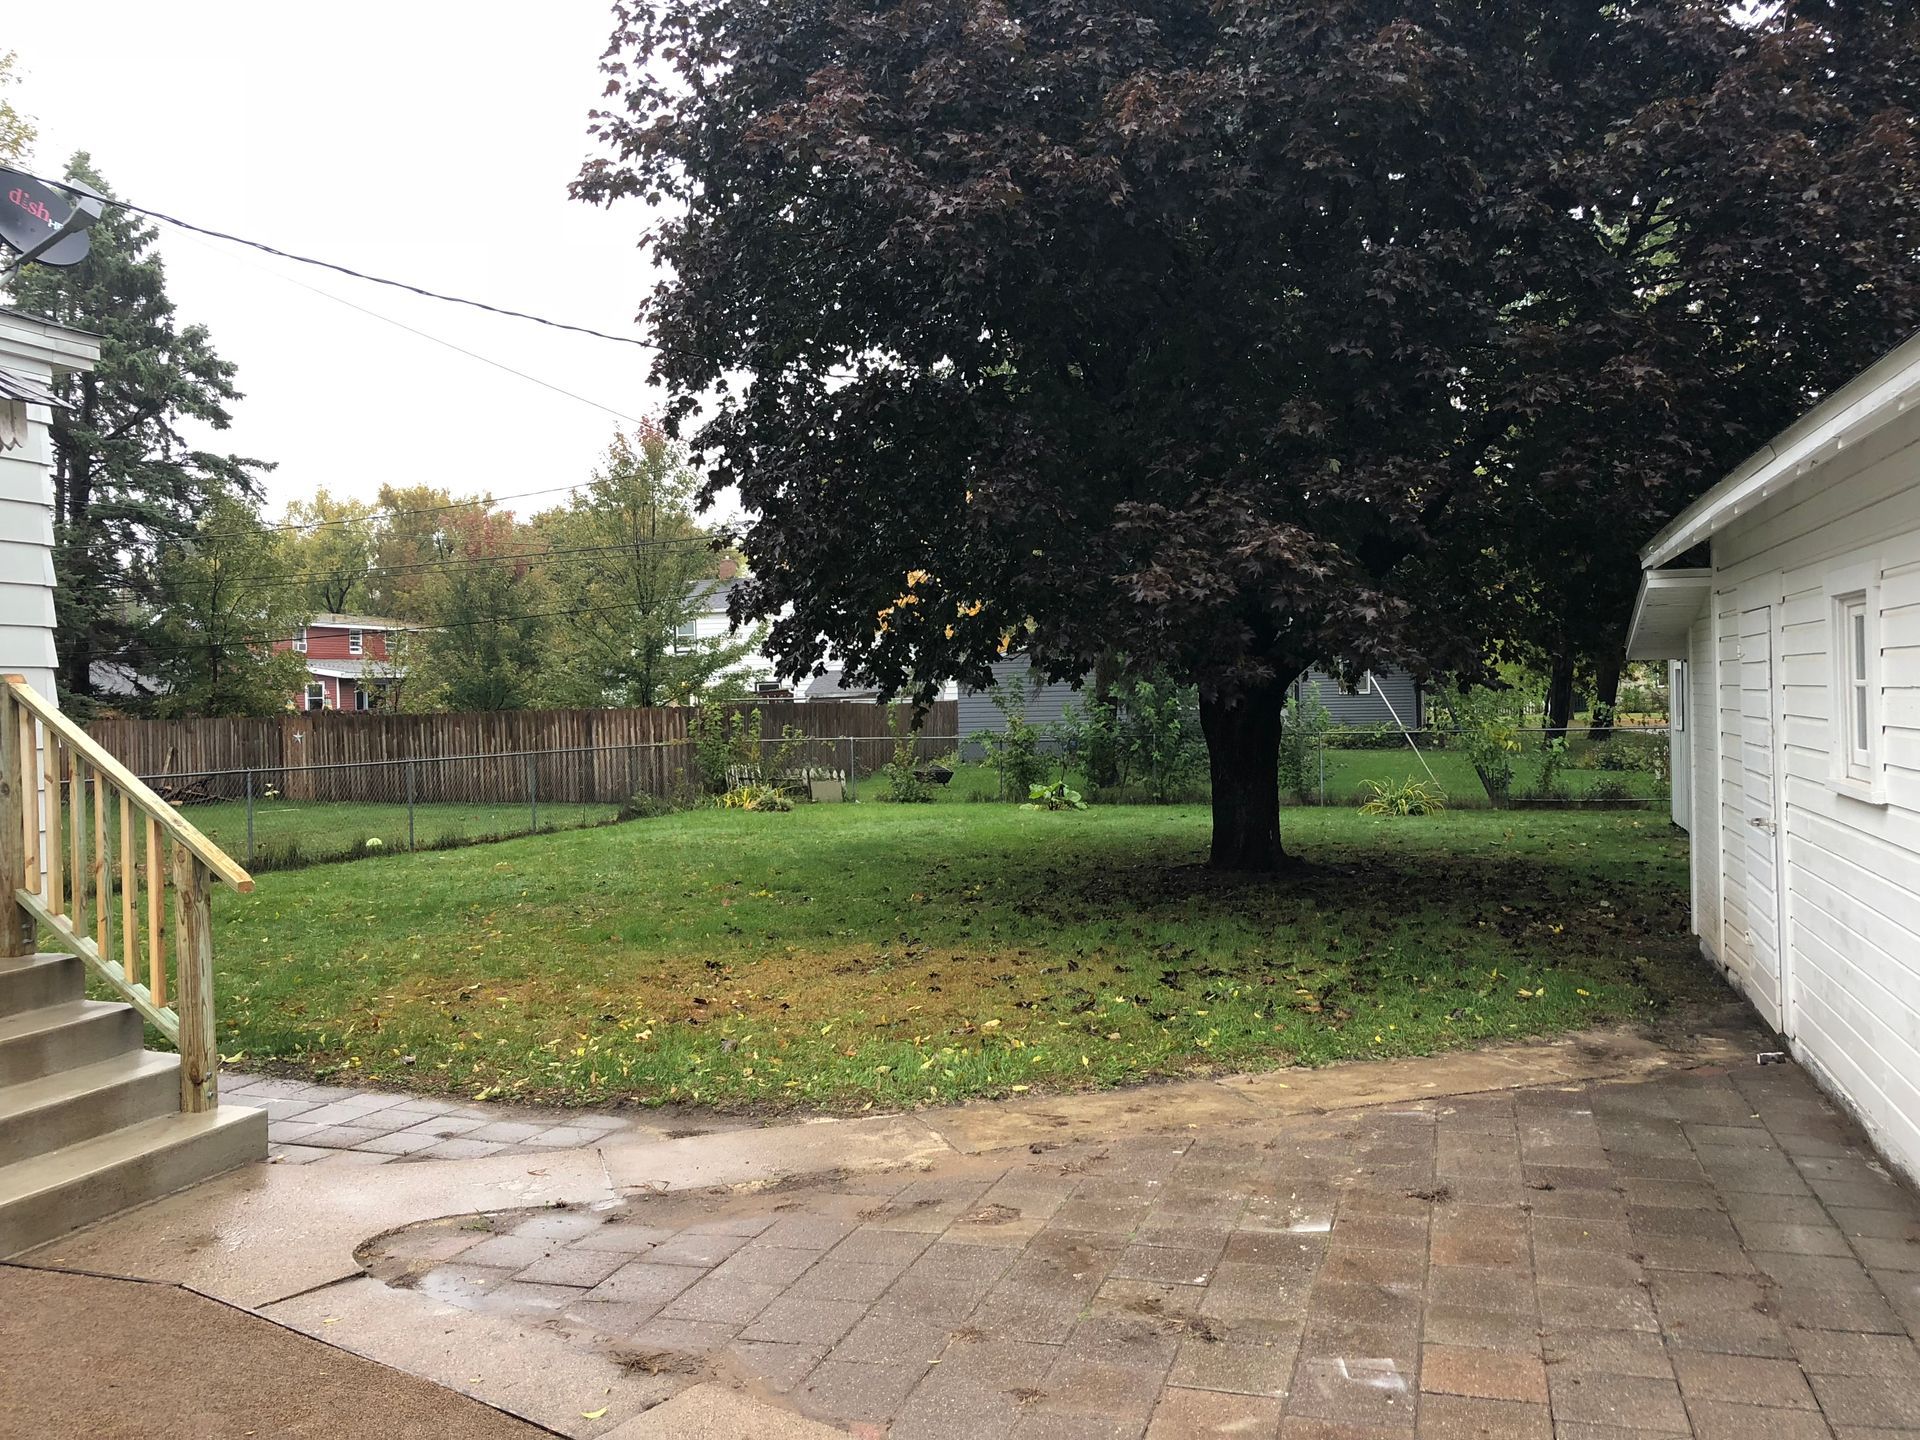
[12, 168, 860, 381]
[121, 594, 764, 662]
[169, 226, 655, 428]
[12, 169, 683, 359]
[72, 534, 727, 602]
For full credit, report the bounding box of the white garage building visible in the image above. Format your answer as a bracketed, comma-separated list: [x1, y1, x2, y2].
[1628, 330, 1920, 1184]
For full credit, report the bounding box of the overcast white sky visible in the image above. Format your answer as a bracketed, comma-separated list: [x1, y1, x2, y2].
[7, 2, 700, 524]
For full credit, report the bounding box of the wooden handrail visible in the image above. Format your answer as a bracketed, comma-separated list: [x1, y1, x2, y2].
[0, 676, 251, 1112]
[3, 677, 252, 894]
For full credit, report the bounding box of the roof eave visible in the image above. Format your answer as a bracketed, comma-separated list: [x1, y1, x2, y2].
[1641, 330, 1920, 571]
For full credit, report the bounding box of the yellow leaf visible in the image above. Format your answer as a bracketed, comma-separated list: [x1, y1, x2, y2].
[582, 1408, 609, 1420]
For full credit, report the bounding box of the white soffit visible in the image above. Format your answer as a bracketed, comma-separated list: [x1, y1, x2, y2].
[1626, 569, 1712, 661]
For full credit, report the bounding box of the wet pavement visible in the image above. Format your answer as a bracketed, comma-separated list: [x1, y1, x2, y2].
[353, 1057, 1920, 1439]
[221, 1071, 747, 1165]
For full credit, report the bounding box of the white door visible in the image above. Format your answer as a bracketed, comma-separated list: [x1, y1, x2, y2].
[1735, 599, 1787, 1033]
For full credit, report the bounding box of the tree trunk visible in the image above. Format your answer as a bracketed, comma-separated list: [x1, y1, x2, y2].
[1199, 678, 1289, 873]
[1587, 652, 1622, 742]
[1544, 652, 1575, 742]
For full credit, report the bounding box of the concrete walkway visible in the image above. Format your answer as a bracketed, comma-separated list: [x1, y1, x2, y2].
[16, 1015, 1920, 1440]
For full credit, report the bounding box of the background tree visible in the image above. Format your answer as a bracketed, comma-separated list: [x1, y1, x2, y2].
[580, 0, 1920, 871]
[1488, 2, 1920, 740]
[536, 424, 762, 706]
[401, 506, 548, 711]
[363, 483, 462, 620]
[145, 492, 308, 717]
[0, 50, 35, 164]
[7, 154, 267, 713]
[282, 490, 378, 615]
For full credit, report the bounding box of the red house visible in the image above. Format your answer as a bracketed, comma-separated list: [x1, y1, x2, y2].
[274, 613, 413, 711]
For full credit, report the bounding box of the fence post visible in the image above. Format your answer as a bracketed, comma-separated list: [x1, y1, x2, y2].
[406, 760, 416, 851]
[527, 754, 539, 832]
[846, 736, 856, 801]
[0, 685, 32, 957]
[1317, 736, 1325, 807]
[244, 767, 255, 865]
[170, 845, 218, 1113]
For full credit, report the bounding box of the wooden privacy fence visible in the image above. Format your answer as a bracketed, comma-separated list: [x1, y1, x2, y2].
[85, 700, 960, 805]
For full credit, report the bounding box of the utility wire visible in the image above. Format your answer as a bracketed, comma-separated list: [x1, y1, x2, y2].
[14, 169, 680, 358]
[168, 226, 655, 428]
[12, 168, 860, 380]
[71, 535, 727, 603]
[120, 594, 763, 662]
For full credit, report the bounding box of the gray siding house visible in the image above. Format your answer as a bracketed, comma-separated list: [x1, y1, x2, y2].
[959, 659, 1424, 740]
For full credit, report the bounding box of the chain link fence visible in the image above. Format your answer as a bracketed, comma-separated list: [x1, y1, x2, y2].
[1293, 725, 1671, 809]
[137, 732, 965, 871]
[131, 724, 1669, 872]
[985, 724, 1672, 810]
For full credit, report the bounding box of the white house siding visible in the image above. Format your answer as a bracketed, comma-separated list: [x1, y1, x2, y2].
[1706, 400, 1920, 1181]
[0, 312, 98, 704]
[1686, 620, 1719, 959]
[1667, 660, 1688, 831]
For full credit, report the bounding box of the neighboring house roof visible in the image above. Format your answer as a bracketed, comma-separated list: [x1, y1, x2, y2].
[804, 667, 883, 701]
[88, 660, 157, 698]
[301, 659, 401, 680]
[1640, 327, 1920, 571]
[688, 577, 743, 617]
[305, 612, 415, 630]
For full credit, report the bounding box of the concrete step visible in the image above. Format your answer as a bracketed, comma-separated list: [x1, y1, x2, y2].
[0, 1050, 180, 1168]
[0, 953, 84, 1020]
[0, 1104, 267, 1257]
[0, 1001, 143, 1087]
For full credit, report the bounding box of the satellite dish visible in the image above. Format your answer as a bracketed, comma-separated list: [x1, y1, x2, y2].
[0, 169, 106, 270]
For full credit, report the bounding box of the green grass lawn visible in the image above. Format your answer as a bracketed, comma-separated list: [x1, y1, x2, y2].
[177, 799, 622, 870]
[208, 802, 1717, 1111]
[1312, 744, 1667, 807]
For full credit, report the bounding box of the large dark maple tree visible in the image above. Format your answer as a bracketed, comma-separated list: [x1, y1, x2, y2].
[578, 0, 1920, 871]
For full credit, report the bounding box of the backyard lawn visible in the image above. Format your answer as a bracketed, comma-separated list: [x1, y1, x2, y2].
[180, 798, 623, 870]
[208, 803, 1718, 1110]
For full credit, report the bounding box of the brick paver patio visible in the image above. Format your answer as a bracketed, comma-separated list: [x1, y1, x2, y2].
[356, 1059, 1920, 1438]
[222, 1072, 745, 1165]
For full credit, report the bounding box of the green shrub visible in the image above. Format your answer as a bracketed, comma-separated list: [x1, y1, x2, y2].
[882, 716, 935, 803]
[1277, 688, 1334, 802]
[718, 782, 792, 811]
[972, 674, 1054, 798]
[1021, 780, 1087, 811]
[1357, 777, 1448, 816]
[618, 791, 683, 820]
[690, 705, 760, 794]
[1114, 677, 1207, 802]
[1432, 686, 1521, 802]
[1528, 736, 1570, 800]
[1585, 776, 1636, 804]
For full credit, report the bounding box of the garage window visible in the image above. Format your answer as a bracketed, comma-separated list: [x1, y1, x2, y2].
[1829, 569, 1884, 802]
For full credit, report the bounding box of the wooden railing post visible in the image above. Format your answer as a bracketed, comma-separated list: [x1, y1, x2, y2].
[171, 845, 218, 1113]
[0, 682, 32, 957]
